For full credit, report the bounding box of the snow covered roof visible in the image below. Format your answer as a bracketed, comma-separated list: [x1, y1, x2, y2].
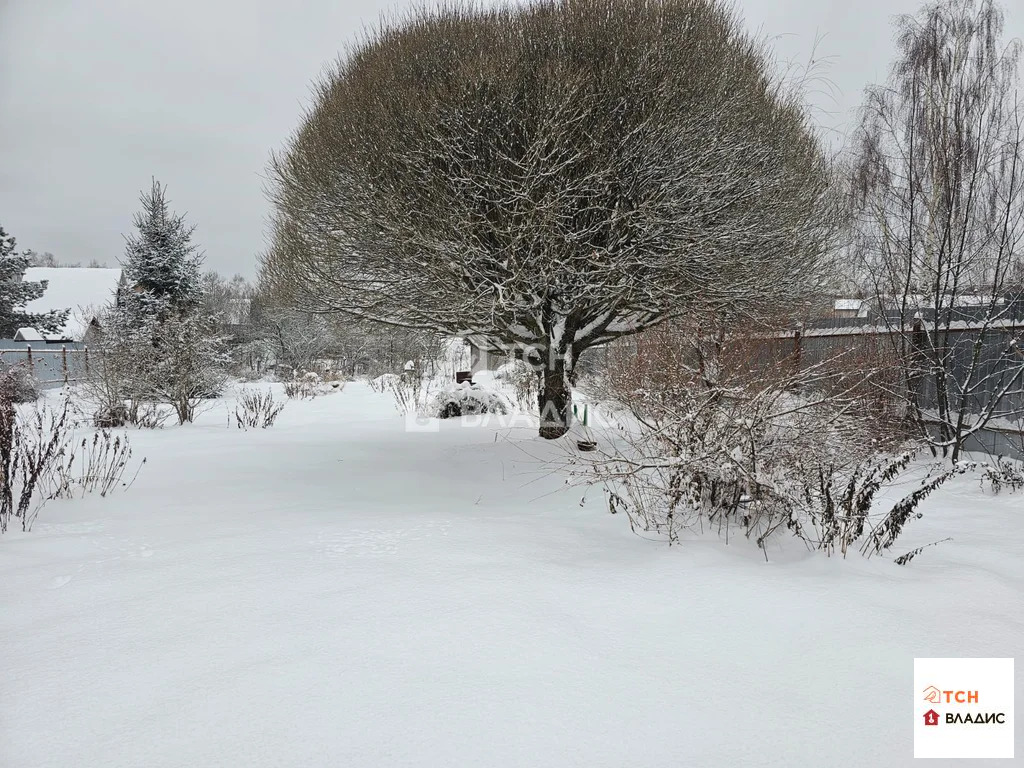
[22, 267, 122, 341]
[883, 293, 1006, 309]
[834, 299, 864, 311]
[14, 327, 45, 341]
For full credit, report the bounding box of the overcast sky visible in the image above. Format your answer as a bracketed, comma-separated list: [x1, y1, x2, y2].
[1, 0, 1022, 277]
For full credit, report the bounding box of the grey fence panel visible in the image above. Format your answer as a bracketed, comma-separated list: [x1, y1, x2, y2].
[793, 325, 1024, 459]
[592, 323, 1024, 460]
[0, 341, 90, 389]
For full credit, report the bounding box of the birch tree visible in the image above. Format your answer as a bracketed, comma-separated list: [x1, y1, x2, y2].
[850, 0, 1024, 461]
[265, 0, 840, 438]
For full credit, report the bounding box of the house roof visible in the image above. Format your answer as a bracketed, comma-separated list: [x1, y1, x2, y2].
[22, 267, 122, 341]
[14, 327, 45, 341]
[834, 299, 864, 311]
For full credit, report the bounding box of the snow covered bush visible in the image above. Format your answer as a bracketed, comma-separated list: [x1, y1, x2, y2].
[46, 430, 142, 501]
[493, 360, 537, 412]
[369, 371, 436, 415]
[283, 370, 326, 399]
[428, 382, 509, 419]
[981, 457, 1024, 494]
[235, 389, 285, 429]
[82, 309, 229, 427]
[0, 364, 40, 403]
[132, 402, 171, 430]
[147, 312, 231, 423]
[0, 369, 146, 534]
[389, 373, 432, 415]
[0, 376, 70, 533]
[368, 373, 400, 393]
[581, 319, 960, 559]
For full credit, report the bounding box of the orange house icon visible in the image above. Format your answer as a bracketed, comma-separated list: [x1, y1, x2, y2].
[923, 709, 940, 726]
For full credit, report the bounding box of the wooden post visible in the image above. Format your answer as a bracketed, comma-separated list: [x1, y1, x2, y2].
[84, 346, 90, 377]
[793, 328, 802, 370]
[26, 345, 33, 376]
[62, 346, 69, 382]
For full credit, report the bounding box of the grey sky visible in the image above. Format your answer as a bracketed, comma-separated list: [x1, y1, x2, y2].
[1, 0, 1022, 277]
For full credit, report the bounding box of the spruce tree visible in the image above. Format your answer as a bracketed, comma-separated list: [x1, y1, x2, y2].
[0, 224, 69, 338]
[119, 181, 203, 323]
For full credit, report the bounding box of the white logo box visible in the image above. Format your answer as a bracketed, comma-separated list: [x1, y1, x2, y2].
[914, 658, 1014, 759]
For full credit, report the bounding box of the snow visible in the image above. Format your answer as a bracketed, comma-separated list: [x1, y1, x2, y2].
[22, 267, 122, 340]
[1, 382, 1022, 767]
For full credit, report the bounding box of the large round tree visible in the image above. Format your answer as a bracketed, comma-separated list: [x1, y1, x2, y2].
[265, 0, 839, 438]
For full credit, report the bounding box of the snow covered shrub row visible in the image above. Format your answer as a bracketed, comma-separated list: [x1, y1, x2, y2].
[235, 389, 285, 429]
[428, 382, 509, 419]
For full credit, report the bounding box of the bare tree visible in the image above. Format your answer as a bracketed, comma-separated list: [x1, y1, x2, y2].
[264, 0, 840, 438]
[850, 0, 1024, 461]
[200, 271, 254, 327]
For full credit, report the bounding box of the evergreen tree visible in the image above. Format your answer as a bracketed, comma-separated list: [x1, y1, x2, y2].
[0, 224, 69, 338]
[118, 180, 203, 323]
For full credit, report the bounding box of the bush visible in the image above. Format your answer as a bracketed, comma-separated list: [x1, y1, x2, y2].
[493, 360, 537, 412]
[235, 389, 286, 429]
[283, 370, 327, 399]
[369, 373, 400, 393]
[0, 365, 40, 403]
[81, 307, 230, 425]
[93, 403, 129, 429]
[46, 430, 142, 500]
[981, 457, 1024, 494]
[429, 382, 508, 419]
[0, 384, 70, 533]
[580, 319, 961, 560]
[0, 366, 146, 533]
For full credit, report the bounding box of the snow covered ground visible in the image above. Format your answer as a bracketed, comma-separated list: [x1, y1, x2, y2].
[1, 383, 1021, 767]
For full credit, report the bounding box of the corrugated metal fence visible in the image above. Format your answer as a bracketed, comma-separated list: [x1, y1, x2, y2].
[762, 322, 1024, 459]
[0, 341, 90, 388]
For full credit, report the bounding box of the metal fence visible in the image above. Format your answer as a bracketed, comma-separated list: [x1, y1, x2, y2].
[0, 341, 90, 388]
[585, 319, 1024, 459]
[757, 322, 1024, 459]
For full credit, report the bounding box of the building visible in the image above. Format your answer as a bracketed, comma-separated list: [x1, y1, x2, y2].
[20, 267, 123, 342]
[833, 298, 869, 320]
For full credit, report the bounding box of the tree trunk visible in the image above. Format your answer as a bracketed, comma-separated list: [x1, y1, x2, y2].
[538, 355, 573, 439]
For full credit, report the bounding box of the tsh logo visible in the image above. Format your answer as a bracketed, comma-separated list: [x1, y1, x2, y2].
[923, 685, 978, 704]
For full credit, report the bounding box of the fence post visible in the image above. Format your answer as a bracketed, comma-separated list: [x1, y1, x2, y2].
[62, 346, 69, 383]
[793, 327, 802, 371]
[84, 346, 90, 377]
[26, 345, 33, 376]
